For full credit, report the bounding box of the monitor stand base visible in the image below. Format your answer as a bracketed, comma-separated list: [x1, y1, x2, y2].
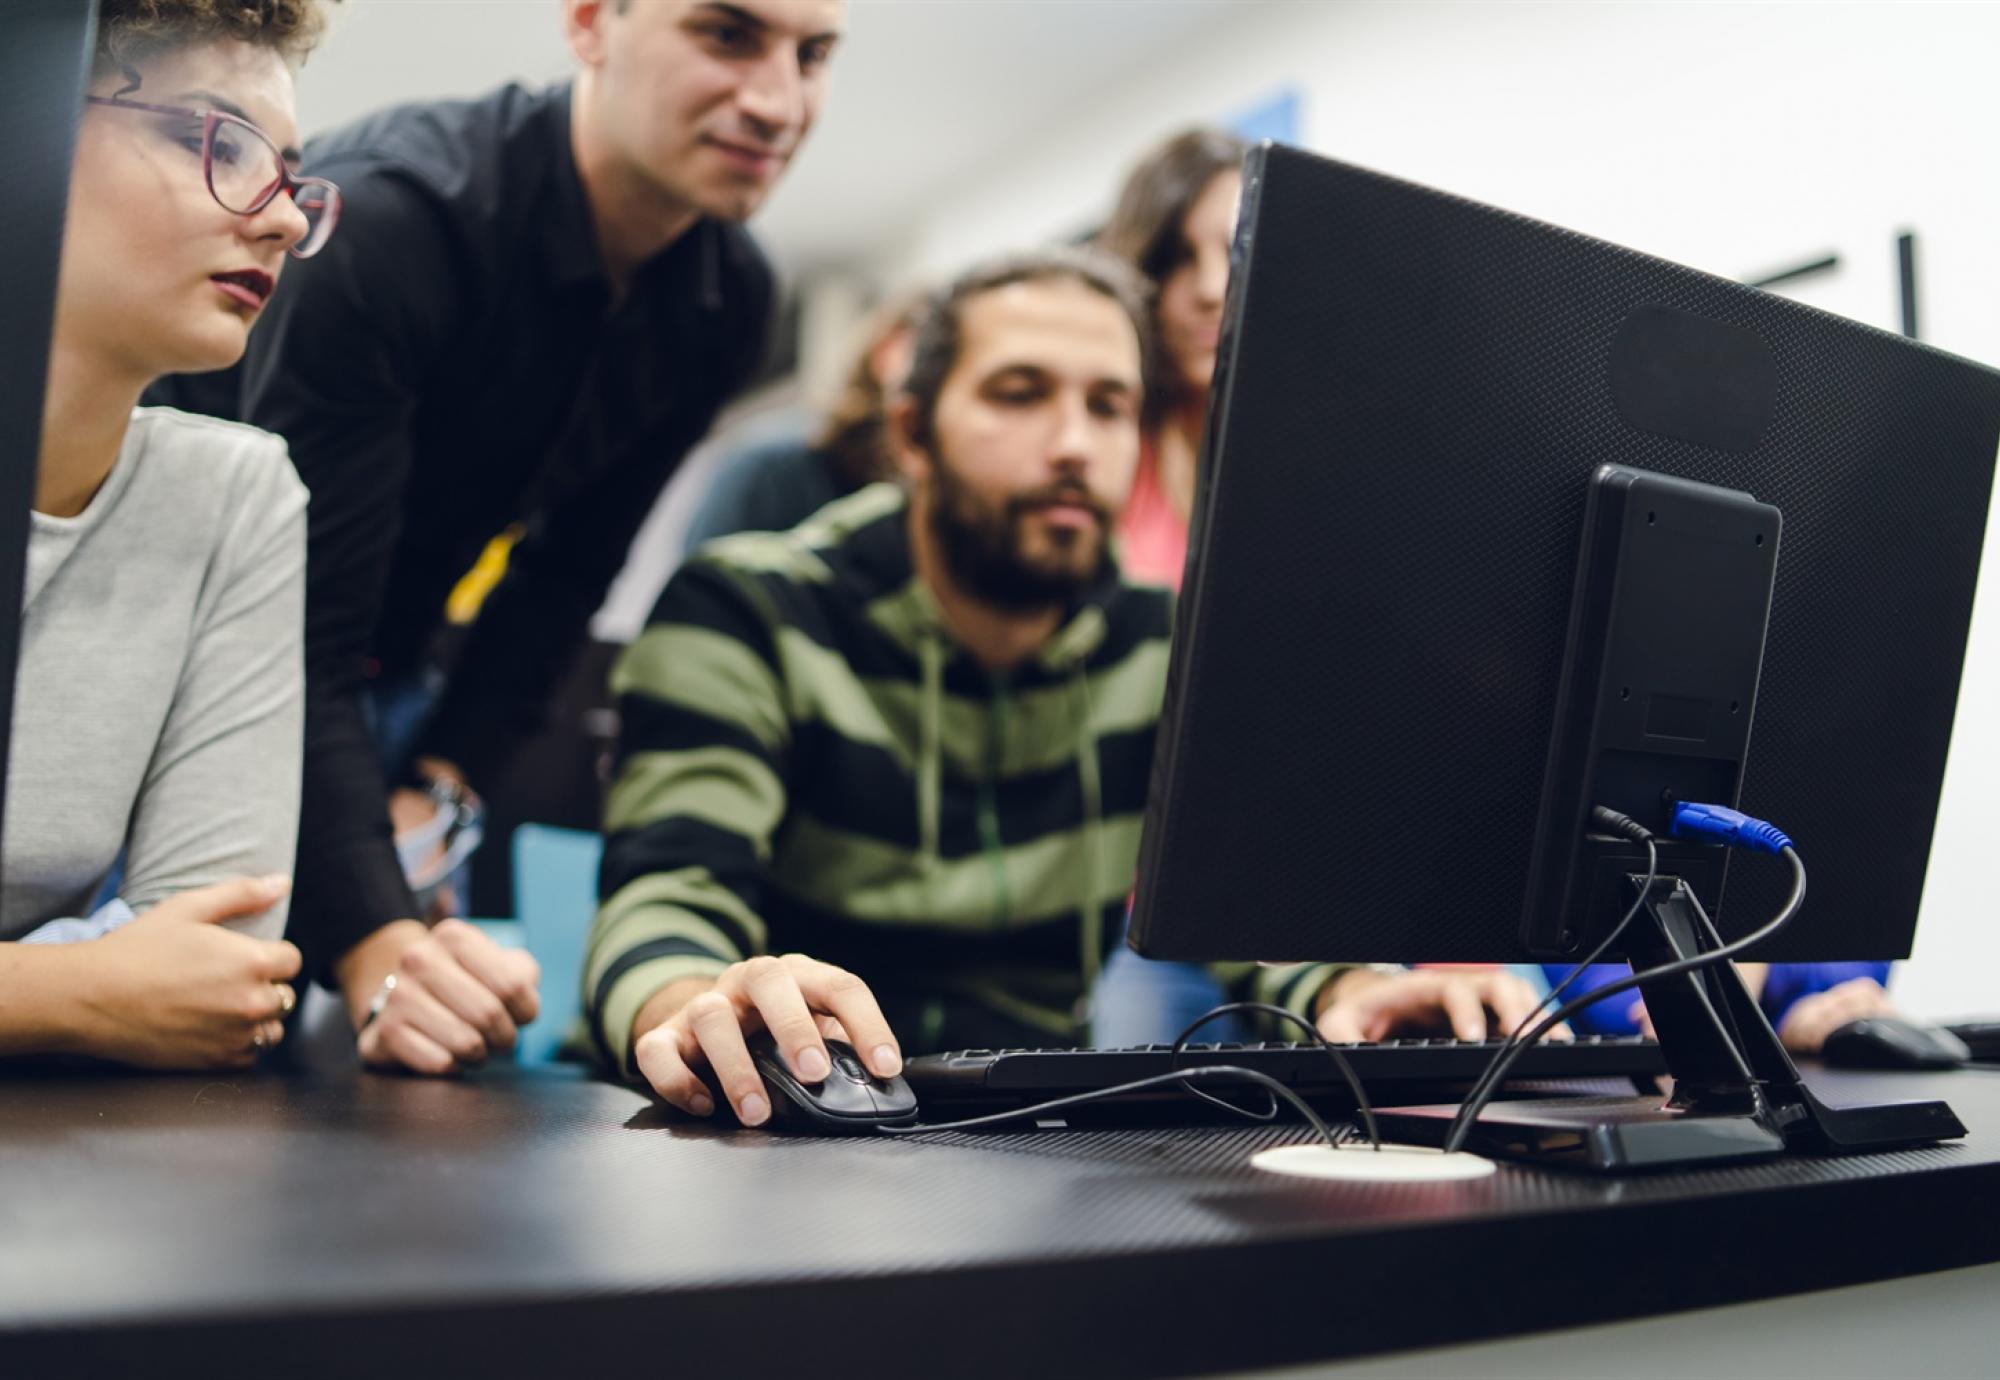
[1375, 1084, 1964, 1172]
[1372, 1096, 1784, 1171]
[1376, 876, 1966, 1172]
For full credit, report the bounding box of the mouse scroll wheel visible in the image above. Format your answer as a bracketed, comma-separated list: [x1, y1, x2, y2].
[831, 1049, 870, 1083]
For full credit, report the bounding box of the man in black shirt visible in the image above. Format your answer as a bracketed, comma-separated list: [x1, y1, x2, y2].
[154, 0, 847, 1074]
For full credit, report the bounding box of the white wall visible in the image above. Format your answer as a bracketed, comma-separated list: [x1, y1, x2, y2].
[296, 1, 570, 133]
[880, 0, 2000, 1018]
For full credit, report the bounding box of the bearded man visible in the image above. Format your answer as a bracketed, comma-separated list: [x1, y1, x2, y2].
[586, 247, 1542, 1125]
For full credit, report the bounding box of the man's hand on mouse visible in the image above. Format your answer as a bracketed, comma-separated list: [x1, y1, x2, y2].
[630, 953, 903, 1126]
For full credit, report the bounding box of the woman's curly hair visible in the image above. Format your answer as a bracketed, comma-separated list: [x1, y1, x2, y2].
[96, 0, 337, 74]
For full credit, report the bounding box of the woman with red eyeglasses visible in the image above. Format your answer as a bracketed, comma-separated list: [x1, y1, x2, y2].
[0, 1, 340, 1068]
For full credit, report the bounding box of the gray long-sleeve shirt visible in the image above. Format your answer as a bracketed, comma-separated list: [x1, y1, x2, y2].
[2, 407, 306, 942]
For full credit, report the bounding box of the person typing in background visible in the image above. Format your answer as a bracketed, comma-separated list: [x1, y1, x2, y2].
[1554, 960, 1897, 1053]
[1083, 128, 1549, 1049]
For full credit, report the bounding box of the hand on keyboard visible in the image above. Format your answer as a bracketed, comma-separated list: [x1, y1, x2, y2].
[1316, 968, 1569, 1044]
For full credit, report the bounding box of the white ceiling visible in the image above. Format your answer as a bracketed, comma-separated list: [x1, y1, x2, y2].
[298, 0, 1244, 274]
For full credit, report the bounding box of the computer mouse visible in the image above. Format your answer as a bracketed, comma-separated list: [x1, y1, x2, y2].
[731, 1033, 919, 1134]
[1821, 1016, 1970, 1071]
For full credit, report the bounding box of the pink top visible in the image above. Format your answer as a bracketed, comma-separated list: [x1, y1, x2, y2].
[1116, 436, 1190, 590]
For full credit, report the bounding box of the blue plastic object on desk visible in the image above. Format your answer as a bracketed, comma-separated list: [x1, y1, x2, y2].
[505, 824, 604, 1065]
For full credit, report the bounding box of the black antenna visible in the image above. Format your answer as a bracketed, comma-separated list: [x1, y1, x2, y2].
[1746, 253, 1839, 291]
[1897, 231, 1919, 339]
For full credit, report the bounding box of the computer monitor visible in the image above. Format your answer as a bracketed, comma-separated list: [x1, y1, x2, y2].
[0, 1, 98, 854]
[1129, 143, 2000, 1168]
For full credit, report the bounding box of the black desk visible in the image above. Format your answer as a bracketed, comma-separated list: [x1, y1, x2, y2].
[2, 1062, 1995, 1376]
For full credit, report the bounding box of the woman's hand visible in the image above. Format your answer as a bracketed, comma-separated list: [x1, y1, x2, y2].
[61, 876, 302, 1068]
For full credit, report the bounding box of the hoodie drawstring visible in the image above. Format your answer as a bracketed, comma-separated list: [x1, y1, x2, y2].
[1072, 662, 1106, 995]
[918, 631, 944, 873]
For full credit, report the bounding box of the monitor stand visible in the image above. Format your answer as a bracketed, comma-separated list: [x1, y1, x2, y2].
[1373, 874, 1967, 1171]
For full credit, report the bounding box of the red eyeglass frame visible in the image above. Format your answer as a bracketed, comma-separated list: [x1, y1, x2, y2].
[84, 94, 342, 258]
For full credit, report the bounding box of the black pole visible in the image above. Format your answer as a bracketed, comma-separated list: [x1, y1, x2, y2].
[1897, 231, 1919, 339]
[0, 1, 97, 857]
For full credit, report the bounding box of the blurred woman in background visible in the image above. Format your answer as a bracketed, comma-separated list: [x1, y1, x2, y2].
[1096, 127, 1245, 591]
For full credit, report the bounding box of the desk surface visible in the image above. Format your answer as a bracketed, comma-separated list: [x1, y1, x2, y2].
[2, 1061, 1995, 1376]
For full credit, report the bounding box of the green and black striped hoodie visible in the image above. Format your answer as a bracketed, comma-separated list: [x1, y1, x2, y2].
[586, 484, 1346, 1074]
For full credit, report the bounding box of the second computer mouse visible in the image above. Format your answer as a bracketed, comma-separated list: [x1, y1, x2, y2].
[734, 1033, 919, 1134]
[1821, 1016, 1970, 1071]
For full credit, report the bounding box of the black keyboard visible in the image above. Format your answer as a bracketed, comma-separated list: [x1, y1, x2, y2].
[1944, 1021, 2000, 1063]
[905, 1037, 1666, 1111]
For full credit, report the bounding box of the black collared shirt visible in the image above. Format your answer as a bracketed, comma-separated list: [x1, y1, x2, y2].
[152, 82, 774, 982]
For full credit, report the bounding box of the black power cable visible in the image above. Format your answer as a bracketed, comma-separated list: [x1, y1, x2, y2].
[877, 1000, 1384, 1150]
[874, 1065, 1347, 1150]
[1455, 810, 1659, 1129]
[1168, 1000, 1380, 1151]
[1509, 831, 1658, 1031]
[1443, 844, 1807, 1154]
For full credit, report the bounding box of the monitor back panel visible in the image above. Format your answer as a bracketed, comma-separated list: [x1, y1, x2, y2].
[1132, 144, 2000, 964]
[0, 2, 96, 855]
